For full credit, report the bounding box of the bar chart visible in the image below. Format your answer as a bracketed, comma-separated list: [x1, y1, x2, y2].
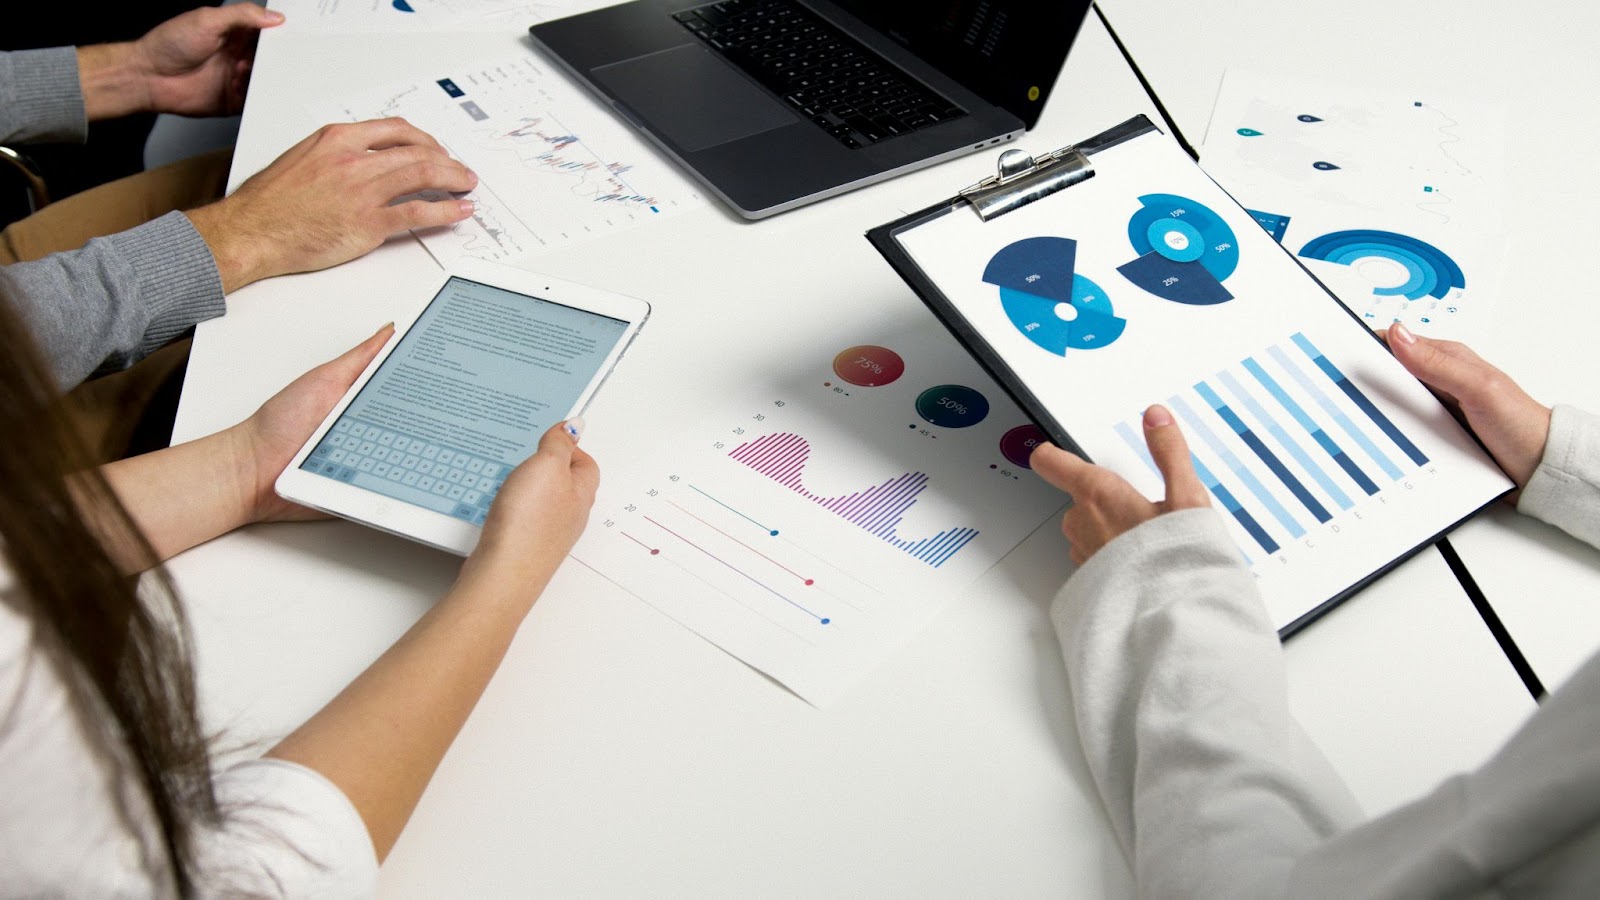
[1117, 332, 1435, 561]
[727, 432, 980, 568]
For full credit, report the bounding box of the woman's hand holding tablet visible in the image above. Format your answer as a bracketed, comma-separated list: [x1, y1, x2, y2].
[274, 259, 650, 555]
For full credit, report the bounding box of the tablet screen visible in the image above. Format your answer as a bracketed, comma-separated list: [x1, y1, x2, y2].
[298, 276, 630, 524]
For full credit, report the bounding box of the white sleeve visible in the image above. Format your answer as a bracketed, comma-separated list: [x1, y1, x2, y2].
[196, 759, 378, 899]
[1050, 507, 1363, 899]
[1518, 404, 1600, 549]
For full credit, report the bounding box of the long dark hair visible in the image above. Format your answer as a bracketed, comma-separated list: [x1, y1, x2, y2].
[0, 286, 216, 894]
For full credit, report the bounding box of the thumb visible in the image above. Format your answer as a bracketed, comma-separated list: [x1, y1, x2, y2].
[1142, 405, 1207, 508]
[534, 417, 582, 463]
[223, 2, 286, 30]
[313, 323, 392, 387]
[1387, 324, 1493, 405]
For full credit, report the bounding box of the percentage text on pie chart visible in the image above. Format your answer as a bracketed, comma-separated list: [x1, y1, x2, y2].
[832, 345, 906, 387]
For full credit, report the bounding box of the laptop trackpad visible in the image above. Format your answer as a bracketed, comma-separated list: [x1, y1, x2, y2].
[591, 44, 796, 153]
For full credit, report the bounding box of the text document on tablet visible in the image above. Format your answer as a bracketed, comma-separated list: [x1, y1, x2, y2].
[871, 118, 1511, 632]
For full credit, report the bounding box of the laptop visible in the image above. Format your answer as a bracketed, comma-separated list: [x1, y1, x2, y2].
[529, 0, 1093, 219]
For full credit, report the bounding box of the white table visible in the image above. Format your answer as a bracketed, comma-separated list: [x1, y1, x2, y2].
[1099, 0, 1600, 693]
[168, 6, 1559, 895]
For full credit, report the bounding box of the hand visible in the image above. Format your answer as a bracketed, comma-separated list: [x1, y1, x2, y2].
[136, 3, 283, 116]
[1031, 405, 1211, 565]
[77, 4, 284, 121]
[1385, 323, 1551, 492]
[186, 118, 478, 292]
[227, 324, 395, 524]
[459, 420, 601, 590]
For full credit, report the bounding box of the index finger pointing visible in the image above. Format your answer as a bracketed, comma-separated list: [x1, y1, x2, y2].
[1029, 442, 1099, 496]
[1142, 405, 1208, 509]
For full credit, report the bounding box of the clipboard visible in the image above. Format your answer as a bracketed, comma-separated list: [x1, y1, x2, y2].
[865, 115, 1512, 634]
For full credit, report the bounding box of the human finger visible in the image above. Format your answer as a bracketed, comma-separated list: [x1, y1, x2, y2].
[381, 197, 476, 233]
[1033, 443, 1153, 520]
[533, 419, 580, 464]
[207, 2, 286, 35]
[340, 117, 450, 155]
[305, 323, 394, 390]
[1029, 442, 1099, 497]
[1142, 404, 1208, 509]
[1386, 324, 1506, 407]
[367, 151, 479, 199]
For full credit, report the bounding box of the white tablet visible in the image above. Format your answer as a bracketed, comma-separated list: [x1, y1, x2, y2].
[275, 259, 649, 555]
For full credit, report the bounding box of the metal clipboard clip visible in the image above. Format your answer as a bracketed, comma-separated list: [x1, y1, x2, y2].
[958, 146, 1095, 221]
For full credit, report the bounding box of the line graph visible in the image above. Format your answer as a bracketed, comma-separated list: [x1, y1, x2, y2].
[569, 328, 1068, 705]
[310, 56, 704, 264]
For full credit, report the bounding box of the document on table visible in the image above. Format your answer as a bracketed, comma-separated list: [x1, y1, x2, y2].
[1200, 69, 1508, 342]
[312, 56, 705, 263]
[572, 323, 1067, 707]
[878, 122, 1511, 633]
[268, 0, 600, 33]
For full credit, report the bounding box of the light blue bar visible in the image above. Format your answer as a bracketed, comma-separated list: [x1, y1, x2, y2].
[1292, 332, 1430, 466]
[1268, 345, 1403, 479]
[1169, 394, 1304, 538]
[1115, 421, 1257, 563]
[1217, 369, 1353, 510]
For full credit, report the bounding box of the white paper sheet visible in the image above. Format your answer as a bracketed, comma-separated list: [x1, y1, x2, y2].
[892, 127, 1511, 632]
[1199, 69, 1508, 343]
[268, 0, 603, 33]
[572, 324, 1067, 707]
[312, 57, 705, 262]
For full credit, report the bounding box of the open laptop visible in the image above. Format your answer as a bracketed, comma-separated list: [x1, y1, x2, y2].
[529, 0, 1093, 219]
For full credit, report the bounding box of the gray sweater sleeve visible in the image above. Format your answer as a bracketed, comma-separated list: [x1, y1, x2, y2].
[0, 212, 226, 388]
[1517, 404, 1600, 548]
[0, 48, 88, 144]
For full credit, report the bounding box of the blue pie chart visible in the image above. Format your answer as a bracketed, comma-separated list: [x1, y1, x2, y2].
[982, 237, 1126, 354]
[1298, 229, 1464, 301]
[1117, 193, 1239, 305]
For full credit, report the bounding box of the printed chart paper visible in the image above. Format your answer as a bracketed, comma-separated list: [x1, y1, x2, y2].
[1199, 70, 1508, 342]
[268, 0, 595, 33]
[573, 326, 1067, 707]
[892, 128, 1511, 631]
[314, 57, 704, 262]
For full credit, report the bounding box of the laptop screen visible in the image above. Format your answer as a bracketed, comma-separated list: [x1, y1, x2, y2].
[829, 0, 1092, 130]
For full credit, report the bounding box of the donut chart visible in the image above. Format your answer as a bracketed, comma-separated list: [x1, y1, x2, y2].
[1298, 229, 1464, 301]
[1117, 193, 1239, 305]
[982, 236, 1126, 354]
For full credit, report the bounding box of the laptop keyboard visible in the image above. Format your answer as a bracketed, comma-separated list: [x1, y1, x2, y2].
[672, 0, 967, 149]
[303, 417, 507, 525]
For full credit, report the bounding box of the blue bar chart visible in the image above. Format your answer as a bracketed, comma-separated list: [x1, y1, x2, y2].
[1118, 332, 1434, 558]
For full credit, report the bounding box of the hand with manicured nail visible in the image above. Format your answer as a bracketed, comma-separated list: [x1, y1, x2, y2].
[1384, 323, 1551, 495]
[1030, 404, 1212, 565]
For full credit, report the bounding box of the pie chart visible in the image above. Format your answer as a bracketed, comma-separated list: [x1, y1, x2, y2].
[1117, 193, 1239, 305]
[982, 236, 1126, 355]
[1298, 229, 1464, 301]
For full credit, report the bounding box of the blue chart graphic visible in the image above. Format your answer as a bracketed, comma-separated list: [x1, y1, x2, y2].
[1298, 229, 1465, 301]
[1117, 194, 1240, 305]
[1247, 209, 1291, 243]
[983, 236, 1126, 354]
[1116, 332, 1430, 559]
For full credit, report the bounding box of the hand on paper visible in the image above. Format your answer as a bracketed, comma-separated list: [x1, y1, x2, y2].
[1385, 323, 1550, 492]
[460, 420, 600, 592]
[77, 3, 285, 121]
[1032, 405, 1212, 565]
[186, 118, 478, 292]
[229, 324, 395, 524]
